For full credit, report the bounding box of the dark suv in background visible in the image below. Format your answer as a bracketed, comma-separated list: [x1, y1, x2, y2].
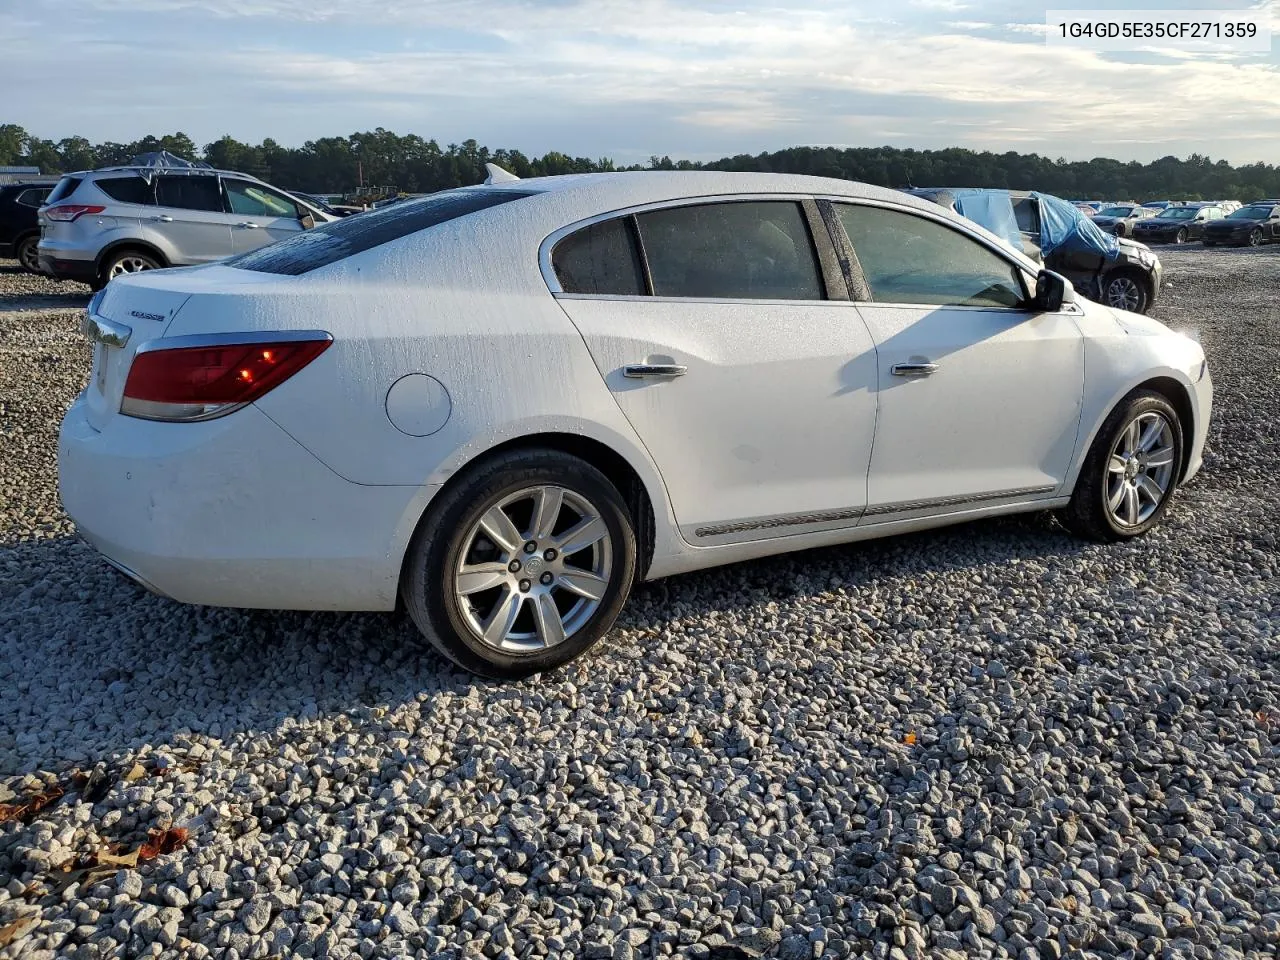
[0, 182, 53, 272]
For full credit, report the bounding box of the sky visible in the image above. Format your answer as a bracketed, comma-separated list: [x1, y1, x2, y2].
[1, 0, 1278, 165]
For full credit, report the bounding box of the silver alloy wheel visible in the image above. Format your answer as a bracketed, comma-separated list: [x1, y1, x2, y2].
[1106, 411, 1176, 527]
[1175, 228, 1187, 244]
[454, 484, 612, 653]
[1249, 229, 1263, 247]
[17, 237, 39, 272]
[1106, 276, 1142, 311]
[108, 255, 155, 279]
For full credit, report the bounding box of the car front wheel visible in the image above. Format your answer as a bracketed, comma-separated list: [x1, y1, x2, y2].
[1249, 228, 1264, 247]
[1175, 228, 1188, 244]
[1103, 270, 1150, 314]
[1059, 390, 1183, 542]
[401, 449, 637, 678]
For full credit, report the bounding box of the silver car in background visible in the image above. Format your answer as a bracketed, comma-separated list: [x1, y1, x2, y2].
[37, 166, 335, 289]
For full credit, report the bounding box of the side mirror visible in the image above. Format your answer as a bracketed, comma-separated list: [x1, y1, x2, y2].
[299, 212, 316, 229]
[1031, 270, 1072, 312]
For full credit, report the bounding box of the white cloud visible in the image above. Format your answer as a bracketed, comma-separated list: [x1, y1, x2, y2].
[0, 0, 1276, 164]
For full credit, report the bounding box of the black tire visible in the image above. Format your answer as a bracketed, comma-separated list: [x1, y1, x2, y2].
[400, 449, 637, 679]
[1248, 228, 1263, 247]
[1114, 224, 1127, 238]
[1174, 228, 1188, 245]
[98, 248, 161, 287]
[1102, 269, 1151, 314]
[1059, 390, 1184, 543]
[14, 234, 40, 273]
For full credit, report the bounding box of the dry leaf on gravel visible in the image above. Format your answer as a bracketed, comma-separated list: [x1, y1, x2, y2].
[123, 763, 147, 783]
[0, 914, 39, 948]
[139, 827, 189, 861]
[0, 785, 64, 825]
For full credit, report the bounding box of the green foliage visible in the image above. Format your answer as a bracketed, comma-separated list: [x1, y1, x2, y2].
[2, 123, 1277, 201]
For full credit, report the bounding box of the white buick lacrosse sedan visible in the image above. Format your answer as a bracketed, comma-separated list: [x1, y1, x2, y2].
[60, 169, 1211, 677]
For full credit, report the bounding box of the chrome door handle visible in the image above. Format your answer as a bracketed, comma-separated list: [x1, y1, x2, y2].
[151, 215, 173, 223]
[891, 362, 939, 378]
[238, 221, 260, 229]
[623, 363, 687, 379]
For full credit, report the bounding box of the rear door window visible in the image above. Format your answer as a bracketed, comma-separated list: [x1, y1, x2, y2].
[229, 188, 537, 275]
[96, 177, 155, 206]
[155, 176, 223, 212]
[552, 218, 645, 295]
[634, 201, 823, 300]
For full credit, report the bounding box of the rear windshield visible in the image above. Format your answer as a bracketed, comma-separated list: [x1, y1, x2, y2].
[228, 188, 538, 275]
[45, 176, 82, 205]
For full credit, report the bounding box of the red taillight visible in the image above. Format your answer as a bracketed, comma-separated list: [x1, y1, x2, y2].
[43, 204, 106, 222]
[121, 336, 331, 421]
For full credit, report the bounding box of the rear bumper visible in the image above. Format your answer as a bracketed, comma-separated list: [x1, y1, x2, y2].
[58, 395, 435, 611]
[38, 253, 97, 283]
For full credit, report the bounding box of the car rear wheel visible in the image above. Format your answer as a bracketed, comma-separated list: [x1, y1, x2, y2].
[15, 235, 40, 273]
[1059, 390, 1183, 542]
[1103, 270, 1150, 314]
[99, 249, 161, 287]
[1249, 228, 1264, 247]
[401, 449, 637, 678]
[1174, 228, 1188, 244]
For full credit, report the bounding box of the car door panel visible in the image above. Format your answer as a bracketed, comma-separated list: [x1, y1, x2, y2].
[829, 200, 1086, 521]
[151, 176, 236, 264]
[853, 303, 1084, 516]
[557, 297, 879, 544]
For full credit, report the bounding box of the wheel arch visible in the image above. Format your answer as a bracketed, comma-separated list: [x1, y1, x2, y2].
[401, 430, 664, 590]
[1072, 374, 1198, 493]
[94, 239, 170, 274]
[1136, 376, 1196, 482]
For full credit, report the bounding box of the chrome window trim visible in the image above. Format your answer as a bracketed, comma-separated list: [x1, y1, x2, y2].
[552, 292, 842, 307]
[539, 192, 831, 297]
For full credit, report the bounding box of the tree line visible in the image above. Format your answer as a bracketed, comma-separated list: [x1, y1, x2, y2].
[3, 123, 1277, 202]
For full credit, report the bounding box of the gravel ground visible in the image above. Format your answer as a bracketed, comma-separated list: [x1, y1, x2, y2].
[0, 250, 1277, 960]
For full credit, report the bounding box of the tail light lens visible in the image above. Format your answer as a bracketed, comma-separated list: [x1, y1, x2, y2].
[121, 334, 332, 421]
[43, 204, 106, 222]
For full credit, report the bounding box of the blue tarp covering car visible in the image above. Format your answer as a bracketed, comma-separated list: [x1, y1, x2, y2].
[950, 189, 1023, 252]
[1030, 191, 1121, 261]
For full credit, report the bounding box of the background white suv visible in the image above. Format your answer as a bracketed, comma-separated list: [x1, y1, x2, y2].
[37, 166, 335, 289]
